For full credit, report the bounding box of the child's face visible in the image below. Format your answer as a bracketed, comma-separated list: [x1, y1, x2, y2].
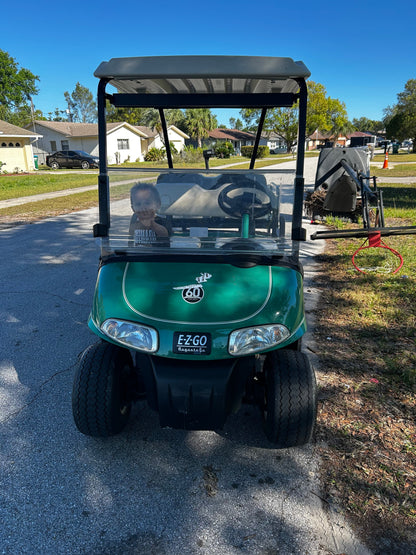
[132, 189, 158, 224]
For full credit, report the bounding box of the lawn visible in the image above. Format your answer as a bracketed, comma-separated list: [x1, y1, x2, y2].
[313, 183, 416, 552]
[0, 172, 97, 200]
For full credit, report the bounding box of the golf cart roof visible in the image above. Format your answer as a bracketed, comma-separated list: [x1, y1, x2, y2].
[94, 55, 310, 97]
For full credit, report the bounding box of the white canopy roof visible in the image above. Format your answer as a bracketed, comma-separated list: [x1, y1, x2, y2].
[94, 55, 310, 96]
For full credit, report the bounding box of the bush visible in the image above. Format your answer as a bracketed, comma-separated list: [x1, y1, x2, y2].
[174, 145, 204, 164]
[145, 147, 166, 162]
[215, 141, 234, 158]
[241, 145, 270, 159]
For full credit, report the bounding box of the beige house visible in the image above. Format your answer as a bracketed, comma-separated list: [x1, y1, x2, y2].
[26, 120, 189, 165]
[0, 120, 42, 172]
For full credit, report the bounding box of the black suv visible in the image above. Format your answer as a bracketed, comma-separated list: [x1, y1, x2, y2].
[46, 150, 99, 170]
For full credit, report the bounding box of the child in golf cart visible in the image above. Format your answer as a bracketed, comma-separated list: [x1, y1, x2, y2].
[129, 183, 169, 244]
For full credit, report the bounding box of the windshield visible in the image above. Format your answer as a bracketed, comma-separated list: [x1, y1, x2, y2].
[101, 168, 298, 261]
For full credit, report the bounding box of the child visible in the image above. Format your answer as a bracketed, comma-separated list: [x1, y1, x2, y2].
[129, 183, 169, 244]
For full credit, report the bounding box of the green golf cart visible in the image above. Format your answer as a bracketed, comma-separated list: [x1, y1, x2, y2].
[72, 55, 316, 447]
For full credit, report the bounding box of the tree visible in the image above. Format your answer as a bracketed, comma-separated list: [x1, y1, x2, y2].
[326, 97, 351, 144]
[64, 83, 97, 123]
[384, 79, 416, 151]
[229, 117, 243, 130]
[306, 81, 330, 136]
[184, 108, 217, 147]
[240, 107, 298, 153]
[352, 117, 383, 134]
[0, 50, 39, 125]
[307, 81, 350, 143]
[106, 105, 150, 125]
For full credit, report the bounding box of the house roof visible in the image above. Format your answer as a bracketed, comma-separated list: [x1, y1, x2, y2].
[29, 120, 127, 137]
[0, 119, 42, 138]
[347, 131, 374, 138]
[209, 128, 256, 141]
[135, 125, 158, 138]
[134, 125, 189, 140]
[28, 120, 189, 140]
[308, 129, 331, 140]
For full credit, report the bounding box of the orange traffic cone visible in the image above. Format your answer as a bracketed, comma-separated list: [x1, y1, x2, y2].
[382, 151, 389, 169]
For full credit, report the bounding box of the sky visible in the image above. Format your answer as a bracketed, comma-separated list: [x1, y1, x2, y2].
[2, 0, 415, 127]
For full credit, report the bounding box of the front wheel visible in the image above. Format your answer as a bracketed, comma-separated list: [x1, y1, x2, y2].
[50, 161, 59, 169]
[262, 350, 317, 447]
[72, 341, 133, 437]
[81, 160, 90, 169]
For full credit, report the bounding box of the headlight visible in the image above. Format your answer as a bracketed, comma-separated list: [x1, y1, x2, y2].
[101, 319, 158, 352]
[228, 324, 290, 356]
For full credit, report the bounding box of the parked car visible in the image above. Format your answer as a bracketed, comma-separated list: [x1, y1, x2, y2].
[377, 140, 391, 151]
[46, 150, 99, 170]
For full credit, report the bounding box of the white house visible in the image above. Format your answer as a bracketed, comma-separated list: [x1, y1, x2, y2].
[26, 121, 189, 165]
[135, 125, 189, 155]
[0, 120, 42, 172]
[260, 131, 287, 152]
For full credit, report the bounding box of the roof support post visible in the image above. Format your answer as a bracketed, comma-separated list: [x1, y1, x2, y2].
[292, 80, 308, 241]
[249, 108, 267, 169]
[159, 109, 173, 168]
[95, 78, 110, 236]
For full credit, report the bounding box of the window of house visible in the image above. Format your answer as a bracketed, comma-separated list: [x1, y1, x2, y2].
[50, 141, 57, 152]
[117, 139, 129, 150]
[61, 140, 69, 150]
[8, 142, 14, 147]
[1, 143, 6, 147]
[15, 142, 21, 147]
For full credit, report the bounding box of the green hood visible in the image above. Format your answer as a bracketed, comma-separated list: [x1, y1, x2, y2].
[122, 262, 273, 325]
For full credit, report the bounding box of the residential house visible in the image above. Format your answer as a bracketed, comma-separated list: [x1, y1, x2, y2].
[135, 125, 189, 155]
[260, 131, 287, 152]
[25, 121, 189, 165]
[307, 129, 348, 150]
[207, 128, 287, 154]
[0, 120, 42, 172]
[207, 128, 256, 154]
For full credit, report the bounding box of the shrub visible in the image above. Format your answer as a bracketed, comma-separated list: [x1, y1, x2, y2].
[145, 147, 166, 162]
[241, 145, 270, 159]
[174, 145, 204, 164]
[215, 141, 234, 158]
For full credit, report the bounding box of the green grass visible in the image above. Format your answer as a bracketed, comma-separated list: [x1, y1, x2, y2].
[372, 164, 416, 178]
[373, 152, 416, 163]
[379, 183, 416, 219]
[0, 173, 97, 200]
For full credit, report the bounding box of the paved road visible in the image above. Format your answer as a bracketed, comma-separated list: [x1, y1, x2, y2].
[0, 158, 371, 554]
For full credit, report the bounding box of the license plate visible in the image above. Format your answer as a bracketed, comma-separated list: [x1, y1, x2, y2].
[173, 332, 212, 355]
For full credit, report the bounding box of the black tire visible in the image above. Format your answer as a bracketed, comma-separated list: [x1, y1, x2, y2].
[262, 350, 317, 447]
[50, 161, 59, 169]
[72, 341, 133, 437]
[81, 160, 90, 169]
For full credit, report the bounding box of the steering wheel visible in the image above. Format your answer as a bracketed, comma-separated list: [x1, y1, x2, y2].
[218, 180, 273, 219]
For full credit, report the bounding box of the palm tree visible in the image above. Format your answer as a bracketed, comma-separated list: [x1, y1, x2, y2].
[184, 109, 217, 147]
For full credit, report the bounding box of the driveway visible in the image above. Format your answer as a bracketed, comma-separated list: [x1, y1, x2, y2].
[0, 158, 371, 554]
